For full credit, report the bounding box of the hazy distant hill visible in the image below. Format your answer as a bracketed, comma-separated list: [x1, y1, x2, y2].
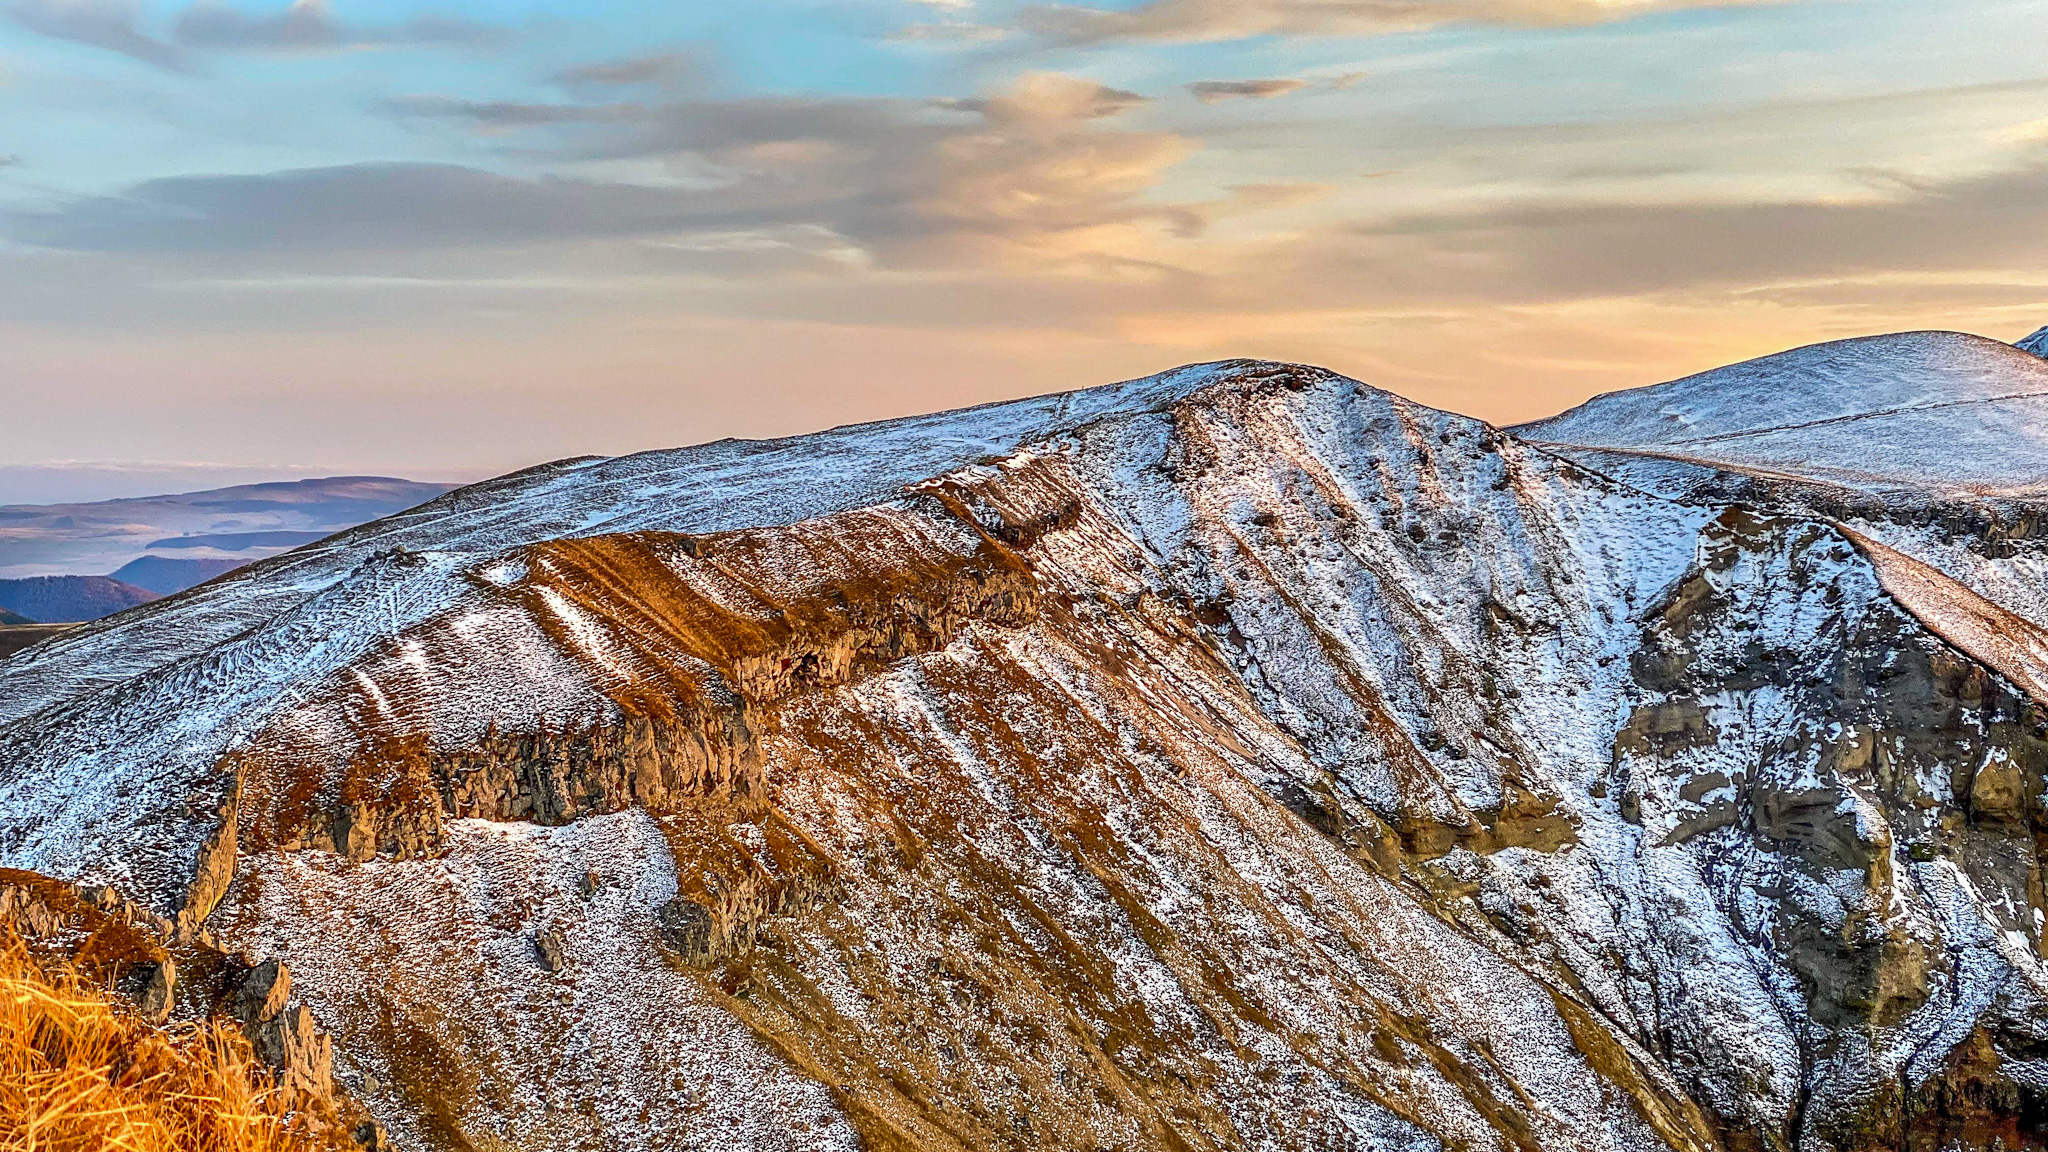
[0, 575, 157, 624]
[0, 475, 459, 580]
[108, 556, 248, 597]
[147, 530, 332, 552]
[0, 608, 31, 626]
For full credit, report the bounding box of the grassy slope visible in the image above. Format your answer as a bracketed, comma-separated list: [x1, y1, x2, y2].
[0, 929, 346, 1152]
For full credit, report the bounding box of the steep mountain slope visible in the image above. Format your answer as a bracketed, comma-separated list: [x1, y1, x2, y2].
[0, 608, 30, 626]
[0, 355, 2044, 1151]
[0, 574, 158, 624]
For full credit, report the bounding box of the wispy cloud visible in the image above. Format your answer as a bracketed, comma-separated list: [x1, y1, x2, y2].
[1012, 0, 1786, 43]
[9, 163, 693, 252]
[1325, 146, 2048, 304]
[3, 0, 503, 68]
[3, 0, 191, 71]
[1187, 79, 1310, 103]
[19, 74, 1198, 263]
[383, 95, 645, 129]
[550, 52, 698, 92]
[173, 0, 503, 52]
[888, 20, 1013, 43]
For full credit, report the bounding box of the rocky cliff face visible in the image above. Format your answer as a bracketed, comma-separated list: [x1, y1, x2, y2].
[1, 346, 2045, 1151]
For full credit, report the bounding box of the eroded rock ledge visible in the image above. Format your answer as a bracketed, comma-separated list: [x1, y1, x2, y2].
[143, 495, 1038, 970]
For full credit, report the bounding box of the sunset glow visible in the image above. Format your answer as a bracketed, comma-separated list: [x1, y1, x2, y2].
[4, 0, 2044, 490]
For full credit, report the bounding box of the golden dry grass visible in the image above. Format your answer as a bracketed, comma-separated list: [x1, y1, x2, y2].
[0, 933, 341, 1152]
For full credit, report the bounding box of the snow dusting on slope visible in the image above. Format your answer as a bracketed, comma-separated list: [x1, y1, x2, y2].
[1519, 332, 2048, 496]
[4, 340, 2048, 1150]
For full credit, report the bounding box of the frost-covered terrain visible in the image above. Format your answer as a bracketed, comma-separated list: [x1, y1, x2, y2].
[1522, 330, 2048, 640]
[1519, 332, 2048, 497]
[2, 339, 2047, 1151]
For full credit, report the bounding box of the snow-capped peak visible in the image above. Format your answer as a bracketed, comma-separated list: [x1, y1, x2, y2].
[1515, 330, 2048, 495]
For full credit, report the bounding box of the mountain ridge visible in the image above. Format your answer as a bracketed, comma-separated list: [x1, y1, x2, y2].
[110, 555, 250, 597]
[1514, 326, 2048, 639]
[0, 360, 1294, 731]
[1, 343, 2045, 1151]
[1515, 330, 2048, 496]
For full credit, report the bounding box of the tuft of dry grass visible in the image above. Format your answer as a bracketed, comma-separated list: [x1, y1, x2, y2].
[0, 932, 342, 1152]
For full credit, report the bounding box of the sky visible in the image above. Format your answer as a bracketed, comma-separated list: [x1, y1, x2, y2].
[3, 0, 2048, 500]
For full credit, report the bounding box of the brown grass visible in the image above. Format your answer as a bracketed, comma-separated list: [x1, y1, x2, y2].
[0, 932, 341, 1152]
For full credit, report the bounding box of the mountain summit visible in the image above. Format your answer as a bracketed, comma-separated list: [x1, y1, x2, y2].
[1517, 330, 2048, 496]
[1, 346, 2045, 1151]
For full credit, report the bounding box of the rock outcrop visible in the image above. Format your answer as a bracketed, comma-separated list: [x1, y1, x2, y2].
[0, 868, 346, 1123]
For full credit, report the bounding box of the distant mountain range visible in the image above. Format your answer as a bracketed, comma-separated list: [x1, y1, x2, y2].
[146, 530, 333, 552]
[0, 475, 457, 622]
[0, 475, 460, 582]
[0, 562, 254, 624]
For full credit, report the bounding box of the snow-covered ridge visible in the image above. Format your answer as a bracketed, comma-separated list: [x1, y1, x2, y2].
[1514, 327, 2048, 638]
[1840, 525, 2048, 702]
[0, 360, 1364, 907]
[5, 338, 2048, 1150]
[1, 358, 1739, 1151]
[0, 359, 1274, 731]
[1516, 331, 2048, 496]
